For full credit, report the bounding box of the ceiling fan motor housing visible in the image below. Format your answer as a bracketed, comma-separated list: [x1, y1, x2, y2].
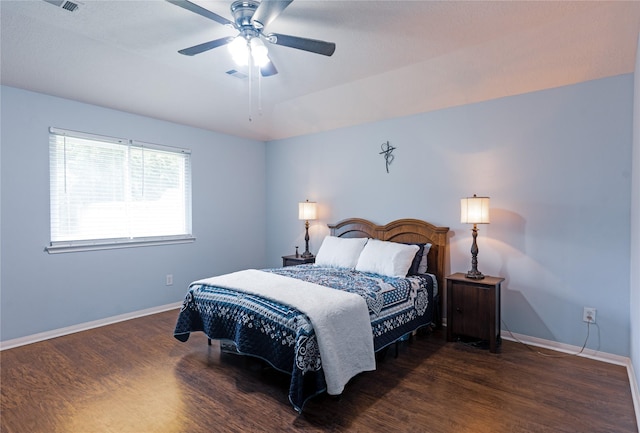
[231, 0, 261, 31]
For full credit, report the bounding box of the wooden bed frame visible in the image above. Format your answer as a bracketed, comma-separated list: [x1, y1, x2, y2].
[329, 218, 450, 326]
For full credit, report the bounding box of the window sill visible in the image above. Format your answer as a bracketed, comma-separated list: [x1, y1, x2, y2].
[45, 236, 196, 254]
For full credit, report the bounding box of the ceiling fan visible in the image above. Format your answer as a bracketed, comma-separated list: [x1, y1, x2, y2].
[167, 0, 336, 77]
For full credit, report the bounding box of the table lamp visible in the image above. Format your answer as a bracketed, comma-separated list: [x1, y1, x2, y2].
[298, 200, 317, 258]
[461, 194, 490, 279]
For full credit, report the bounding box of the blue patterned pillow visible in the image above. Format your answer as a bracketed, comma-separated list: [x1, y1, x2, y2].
[405, 243, 432, 275]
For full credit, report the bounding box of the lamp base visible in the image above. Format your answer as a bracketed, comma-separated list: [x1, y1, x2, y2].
[302, 220, 314, 259]
[465, 270, 485, 280]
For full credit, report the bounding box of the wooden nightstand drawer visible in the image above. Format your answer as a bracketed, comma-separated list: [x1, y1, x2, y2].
[282, 255, 315, 267]
[446, 273, 504, 353]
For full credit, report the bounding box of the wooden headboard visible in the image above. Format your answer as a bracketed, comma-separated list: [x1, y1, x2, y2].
[328, 218, 450, 292]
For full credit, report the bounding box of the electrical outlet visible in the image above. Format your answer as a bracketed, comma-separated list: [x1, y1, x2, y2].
[583, 307, 596, 324]
[166, 274, 173, 286]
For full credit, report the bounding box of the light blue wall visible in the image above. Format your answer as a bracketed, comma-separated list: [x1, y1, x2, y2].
[1, 74, 635, 358]
[0, 86, 267, 341]
[266, 75, 634, 357]
[630, 34, 639, 398]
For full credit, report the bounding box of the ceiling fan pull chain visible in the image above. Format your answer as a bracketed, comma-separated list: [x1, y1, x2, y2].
[248, 45, 253, 122]
[258, 64, 263, 115]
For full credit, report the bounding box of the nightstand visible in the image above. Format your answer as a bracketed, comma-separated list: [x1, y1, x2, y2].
[446, 272, 504, 353]
[282, 255, 315, 267]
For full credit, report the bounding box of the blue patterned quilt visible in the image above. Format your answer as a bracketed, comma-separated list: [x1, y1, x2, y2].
[174, 265, 436, 411]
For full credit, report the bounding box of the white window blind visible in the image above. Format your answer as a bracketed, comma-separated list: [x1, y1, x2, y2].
[47, 127, 194, 253]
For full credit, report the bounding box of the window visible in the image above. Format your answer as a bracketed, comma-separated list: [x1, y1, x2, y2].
[46, 127, 194, 253]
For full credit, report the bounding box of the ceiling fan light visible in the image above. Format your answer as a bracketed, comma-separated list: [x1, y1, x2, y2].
[250, 38, 270, 67]
[228, 36, 249, 66]
[254, 52, 270, 67]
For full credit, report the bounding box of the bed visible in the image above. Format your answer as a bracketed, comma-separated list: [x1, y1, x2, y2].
[174, 218, 449, 412]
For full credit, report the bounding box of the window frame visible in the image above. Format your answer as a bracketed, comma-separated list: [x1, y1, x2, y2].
[45, 127, 195, 254]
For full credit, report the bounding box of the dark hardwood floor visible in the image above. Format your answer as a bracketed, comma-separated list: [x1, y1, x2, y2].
[1, 310, 637, 433]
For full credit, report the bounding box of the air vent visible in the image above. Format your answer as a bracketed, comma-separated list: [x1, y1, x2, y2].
[226, 69, 248, 79]
[43, 0, 80, 12]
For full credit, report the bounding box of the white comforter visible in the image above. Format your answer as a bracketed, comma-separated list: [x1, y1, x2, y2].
[194, 269, 376, 395]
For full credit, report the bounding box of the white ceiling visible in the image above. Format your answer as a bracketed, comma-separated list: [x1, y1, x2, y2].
[1, 0, 639, 142]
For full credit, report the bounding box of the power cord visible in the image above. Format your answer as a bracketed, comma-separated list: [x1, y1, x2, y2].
[501, 319, 594, 358]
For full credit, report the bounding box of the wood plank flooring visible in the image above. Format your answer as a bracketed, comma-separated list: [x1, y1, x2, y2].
[1, 310, 637, 433]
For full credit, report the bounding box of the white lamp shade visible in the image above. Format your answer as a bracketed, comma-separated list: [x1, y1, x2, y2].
[250, 38, 270, 67]
[228, 36, 249, 66]
[298, 201, 317, 220]
[461, 196, 490, 224]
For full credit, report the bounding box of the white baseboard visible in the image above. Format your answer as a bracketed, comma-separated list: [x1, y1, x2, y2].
[627, 359, 640, 433]
[501, 330, 629, 365]
[502, 330, 640, 431]
[0, 302, 182, 351]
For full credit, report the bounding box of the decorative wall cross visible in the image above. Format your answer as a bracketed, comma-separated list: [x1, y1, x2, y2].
[379, 141, 396, 173]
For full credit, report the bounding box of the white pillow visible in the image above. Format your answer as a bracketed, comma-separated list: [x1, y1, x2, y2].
[355, 239, 420, 278]
[315, 236, 368, 269]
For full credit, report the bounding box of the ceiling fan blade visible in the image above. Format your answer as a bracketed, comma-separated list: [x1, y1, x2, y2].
[260, 60, 278, 77]
[267, 33, 336, 56]
[178, 36, 235, 56]
[166, 0, 234, 26]
[251, 0, 293, 29]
